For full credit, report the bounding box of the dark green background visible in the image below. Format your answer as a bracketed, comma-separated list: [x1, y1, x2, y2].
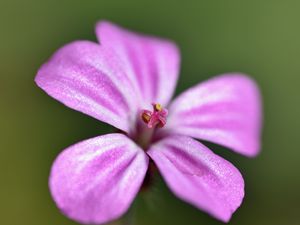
[1, 0, 299, 225]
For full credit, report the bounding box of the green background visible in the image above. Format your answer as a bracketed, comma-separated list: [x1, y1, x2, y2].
[1, 0, 299, 224]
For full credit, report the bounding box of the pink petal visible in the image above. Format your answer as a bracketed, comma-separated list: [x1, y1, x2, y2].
[165, 74, 262, 157]
[96, 21, 180, 107]
[35, 41, 140, 132]
[147, 135, 244, 222]
[49, 133, 148, 224]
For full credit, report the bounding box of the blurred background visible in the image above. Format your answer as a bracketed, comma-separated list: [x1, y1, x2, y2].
[1, 0, 299, 224]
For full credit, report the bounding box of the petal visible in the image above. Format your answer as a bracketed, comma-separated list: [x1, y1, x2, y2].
[49, 133, 148, 224]
[166, 74, 262, 157]
[96, 21, 180, 107]
[147, 135, 244, 222]
[35, 41, 139, 132]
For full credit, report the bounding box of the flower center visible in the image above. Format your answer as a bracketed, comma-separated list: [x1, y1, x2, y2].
[141, 103, 168, 128]
[132, 103, 168, 150]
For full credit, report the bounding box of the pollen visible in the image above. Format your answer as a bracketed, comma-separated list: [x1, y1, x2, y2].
[142, 111, 151, 123]
[154, 103, 162, 111]
[141, 103, 168, 128]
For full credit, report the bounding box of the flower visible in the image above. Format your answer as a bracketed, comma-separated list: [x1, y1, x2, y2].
[35, 21, 262, 224]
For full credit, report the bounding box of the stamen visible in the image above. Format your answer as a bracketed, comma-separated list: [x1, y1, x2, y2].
[141, 103, 168, 128]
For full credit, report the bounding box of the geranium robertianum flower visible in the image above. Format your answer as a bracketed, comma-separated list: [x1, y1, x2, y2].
[35, 21, 262, 224]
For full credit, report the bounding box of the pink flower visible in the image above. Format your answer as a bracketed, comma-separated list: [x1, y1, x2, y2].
[35, 21, 262, 224]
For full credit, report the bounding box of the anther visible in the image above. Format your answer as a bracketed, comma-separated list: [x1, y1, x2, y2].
[153, 103, 162, 112]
